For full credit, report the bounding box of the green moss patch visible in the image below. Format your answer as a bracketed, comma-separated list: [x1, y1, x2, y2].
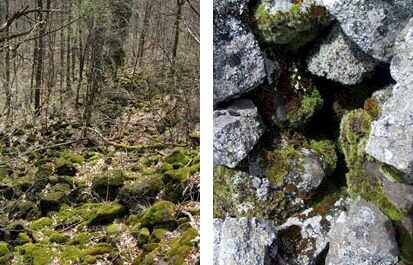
[339, 109, 405, 221]
[140, 201, 177, 229]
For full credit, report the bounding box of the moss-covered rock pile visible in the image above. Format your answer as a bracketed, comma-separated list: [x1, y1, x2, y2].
[0, 99, 200, 264]
[214, 0, 413, 263]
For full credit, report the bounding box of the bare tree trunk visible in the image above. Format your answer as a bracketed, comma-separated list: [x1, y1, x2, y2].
[66, 7, 72, 94]
[136, 0, 152, 68]
[34, 0, 45, 117]
[83, 23, 103, 129]
[3, 0, 11, 120]
[171, 0, 184, 74]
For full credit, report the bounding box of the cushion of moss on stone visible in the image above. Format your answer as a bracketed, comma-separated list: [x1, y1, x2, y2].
[31, 217, 53, 230]
[380, 164, 406, 183]
[48, 233, 69, 244]
[309, 139, 337, 175]
[16, 233, 32, 245]
[16, 243, 56, 265]
[87, 203, 126, 226]
[213, 165, 291, 221]
[150, 229, 168, 243]
[364, 97, 381, 119]
[254, 3, 328, 49]
[137, 227, 150, 248]
[140, 201, 177, 228]
[53, 202, 126, 227]
[0, 242, 11, 263]
[400, 228, 413, 265]
[287, 89, 323, 128]
[340, 109, 405, 221]
[67, 232, 92, 246]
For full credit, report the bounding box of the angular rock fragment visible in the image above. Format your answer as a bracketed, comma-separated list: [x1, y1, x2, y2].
[213, 218, 277, 264]
[326, 199, 400, 265]
[319, 0, 413, 62]
[214, 0, 274, 104]
[365, 83, 413, 181]
[276, 197, 347, 265]
[213, 99, 265, 168]
[307, 25, 377, 85]
[390, 18, 413, 85]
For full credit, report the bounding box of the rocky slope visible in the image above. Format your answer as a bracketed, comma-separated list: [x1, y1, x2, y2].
[213, 0, 413, 264]
[0, 85, 200, 264]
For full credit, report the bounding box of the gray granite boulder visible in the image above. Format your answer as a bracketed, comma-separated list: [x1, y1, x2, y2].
[214, 0, 275, 104]
[365, 19, 413, 183]
[213, 99, 265, 168]
[307, 25, 377, 85]
[318, 0, 413, 62]
[390, 17, 413, 85]
[213, 218, 278, 264]
[326, 198, 400, 265]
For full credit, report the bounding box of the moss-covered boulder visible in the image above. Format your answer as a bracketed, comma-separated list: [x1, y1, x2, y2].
[30, 217, 53, 230]
[163, 162, 200, 203]
[254, 0, 330, 50]
[87, 203, 127, 226]
[119, 174, 164, 212]
[39, 183, 72, 214]
[0, 241, 11, 264]
[134, 227, 198, 265]
[55, 160, 77, 176]
[91, 170, 126, 201]
[140, 201, 178, 229]
[137, 227, 150, 248]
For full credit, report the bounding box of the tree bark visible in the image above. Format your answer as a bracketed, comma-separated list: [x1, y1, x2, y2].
[34, 0, 45, 117]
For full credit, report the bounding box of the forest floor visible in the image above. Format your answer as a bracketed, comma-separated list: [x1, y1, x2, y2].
[0, 77, 200, 264]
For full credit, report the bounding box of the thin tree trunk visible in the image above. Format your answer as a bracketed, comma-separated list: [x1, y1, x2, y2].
[34, 0, 45, 117]
[171, 0, 184, 74]
[136, 0, 152, 68]
[3, 0, 11, 120]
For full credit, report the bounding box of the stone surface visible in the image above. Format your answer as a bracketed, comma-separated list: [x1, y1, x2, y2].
[365, 83, 413, 181]
[391, 18, 413, 85]
[307, 25, 377, 85]
[326, 198, 400, 265]
[214, 0, 273, 104]
[213, 99, 265, 168]
[276, 197, 347, 265]
[213, 218, 277, 264]
[319, 0, 413, 62]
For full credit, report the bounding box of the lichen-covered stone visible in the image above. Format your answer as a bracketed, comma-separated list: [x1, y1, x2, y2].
[307, 24, 377, 85]
[365, 82, 413, 183]
[326, 198, 400, 265]
[213, 218, 277, 264]
[365, 19, 413, 183]
[276, 197, 348, 265]
[213, 99, 265, 168]
[318, 0, 413, 62]
[213, 0, 274, 104]
[391, 18, 413, 85]
[255, 0, 331, 50]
